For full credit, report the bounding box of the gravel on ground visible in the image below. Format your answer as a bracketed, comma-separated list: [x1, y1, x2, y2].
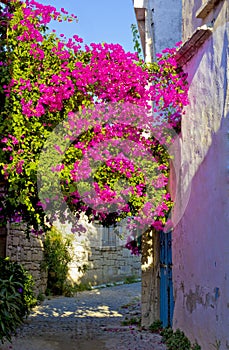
[0, 282, 167, 350]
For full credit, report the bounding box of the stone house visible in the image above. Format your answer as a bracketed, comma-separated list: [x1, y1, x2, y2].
[134, 0, 229, 348]
[0, 216, 141, 295]
[55, 218, 141, 287]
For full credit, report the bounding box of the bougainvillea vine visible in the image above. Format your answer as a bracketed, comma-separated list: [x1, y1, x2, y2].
[0, 0, 188, 254]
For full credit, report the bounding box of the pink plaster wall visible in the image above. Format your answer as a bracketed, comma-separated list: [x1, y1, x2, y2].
[172, 1, 229, 348]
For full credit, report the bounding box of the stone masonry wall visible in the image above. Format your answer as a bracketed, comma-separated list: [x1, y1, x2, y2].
[69, 243, 141, 286]
[141, 229, 160, 327]
[57, 218, 141, 286]
[5, 217, 141, 294]
[6, 224, 47, 296]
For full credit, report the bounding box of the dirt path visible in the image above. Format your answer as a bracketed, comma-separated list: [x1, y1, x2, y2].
[0, 282, 166, 350]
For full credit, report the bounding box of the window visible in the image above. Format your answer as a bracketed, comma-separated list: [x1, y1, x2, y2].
[101, 225, 117, 247]
[100, 224, 123, 247]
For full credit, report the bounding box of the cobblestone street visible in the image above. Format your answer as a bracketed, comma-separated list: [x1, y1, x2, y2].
[0, 282, 166, 350]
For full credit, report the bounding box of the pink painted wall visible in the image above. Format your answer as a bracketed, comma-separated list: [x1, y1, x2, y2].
[172, 1, 229, 348]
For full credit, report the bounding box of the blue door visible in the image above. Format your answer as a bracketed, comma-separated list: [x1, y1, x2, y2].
[160, 231, 174, 327]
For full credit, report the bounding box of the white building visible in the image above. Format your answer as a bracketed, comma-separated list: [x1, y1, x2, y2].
[134, 0, 229, 348]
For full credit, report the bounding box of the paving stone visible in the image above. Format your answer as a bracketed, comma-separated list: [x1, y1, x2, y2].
[0, 282, 167, 350]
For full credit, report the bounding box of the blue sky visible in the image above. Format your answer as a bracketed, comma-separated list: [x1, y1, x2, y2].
[37, 0, 137, 53]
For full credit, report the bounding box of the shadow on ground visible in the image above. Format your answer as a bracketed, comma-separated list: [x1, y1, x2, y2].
[0, 283, 166, 350]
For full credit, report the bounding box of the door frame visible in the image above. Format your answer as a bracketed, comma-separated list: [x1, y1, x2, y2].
[160, 230, 174, 327]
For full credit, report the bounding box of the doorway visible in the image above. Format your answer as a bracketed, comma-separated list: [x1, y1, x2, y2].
[160, 230, 174, 327]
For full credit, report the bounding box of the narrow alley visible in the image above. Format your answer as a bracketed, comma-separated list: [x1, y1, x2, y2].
[0, 282, 166, 350]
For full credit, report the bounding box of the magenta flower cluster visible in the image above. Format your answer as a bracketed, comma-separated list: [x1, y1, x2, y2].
[0, 1, 189, 253]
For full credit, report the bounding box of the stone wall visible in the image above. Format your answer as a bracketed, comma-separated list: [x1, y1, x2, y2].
[141, 229, 160, 327]
[4, 217, 141, 296]
[58, 219, 141, 286]
[69, 243, 141, 286]
[6, 223, 47, 296]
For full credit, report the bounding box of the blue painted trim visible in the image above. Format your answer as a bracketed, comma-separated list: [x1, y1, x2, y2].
[160, 231, 174, 327]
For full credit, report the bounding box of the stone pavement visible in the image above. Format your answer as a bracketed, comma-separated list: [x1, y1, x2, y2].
[0, 282, 167, 350]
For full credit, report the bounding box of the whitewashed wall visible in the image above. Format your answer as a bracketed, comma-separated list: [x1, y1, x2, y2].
[134, 0, 182, 61]
[150, 0, 182, 55]
[134, 0, 183, 327]
[172, 1, 229, 348]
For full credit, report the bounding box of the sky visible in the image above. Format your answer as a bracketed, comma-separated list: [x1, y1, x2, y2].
[37, 0, 138, 53]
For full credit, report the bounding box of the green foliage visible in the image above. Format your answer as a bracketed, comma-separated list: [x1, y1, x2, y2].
[149, 319, 163, 333]
[0, 2, 188, 239]
[56, 281, 92, 297]
[0, 2, 92, 232]
[0, 278, 24, 343]
[42, 227, 73, 295]
[74, 282, 92, 292]
[37, 292, 45, 303]
[123, 275, 139, 284]
[160, 327, 174, 340]
[0, 2, 189, 259]
[60, 280, 76, 297]
[160, 327, 201, 350]
[165, 329, 191, 349]
[0, 257, 36, 312]
[0, 257, 36, 343]
[121, 316, 141, 327]
[131, 24, 143, 59]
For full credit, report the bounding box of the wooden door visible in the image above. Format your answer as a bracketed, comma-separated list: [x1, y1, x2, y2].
[160, 230, 174, 327]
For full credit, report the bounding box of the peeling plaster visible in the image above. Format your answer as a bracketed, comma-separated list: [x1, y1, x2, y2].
[186, 285, 203, 313]
[172, 1, 229, 347]
[185, 286, 221, 314]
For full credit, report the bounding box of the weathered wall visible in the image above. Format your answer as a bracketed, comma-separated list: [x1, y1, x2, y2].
[59, 219, 141, 286]
[181, 0, 202, 40]
[134, 0, 182, 60]
[134, 0, 183, 328]
[141, 229, 160, 327]
[5, 217, 140, 296]
[6, 224, 47, 296]
[172, 1, 229, 348]
[54, 218, 141, 286]
[150, 0, 182, 55]
[70, 244, 141, 286]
